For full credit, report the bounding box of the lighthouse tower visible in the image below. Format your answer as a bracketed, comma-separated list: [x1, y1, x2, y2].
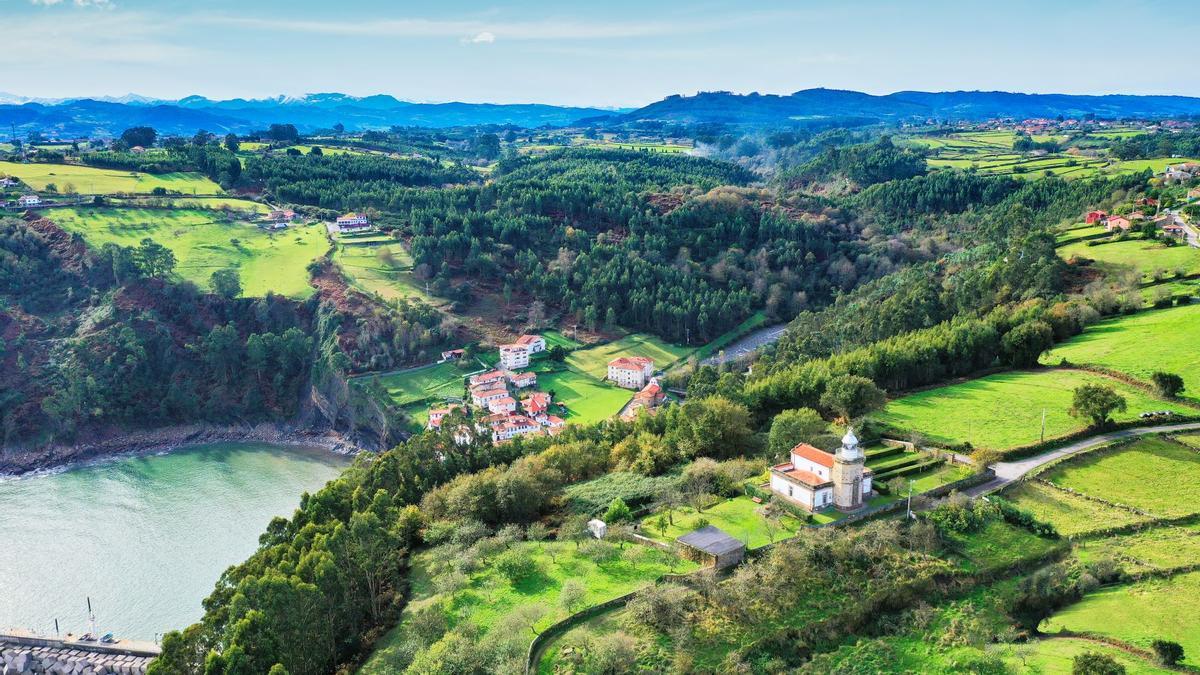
[832, 428, 866, 511]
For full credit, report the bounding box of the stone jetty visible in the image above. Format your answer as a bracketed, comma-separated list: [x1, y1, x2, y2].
[1, 633, 157, 675]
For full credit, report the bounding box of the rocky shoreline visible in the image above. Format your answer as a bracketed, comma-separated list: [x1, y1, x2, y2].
[0, 422, 363, 477]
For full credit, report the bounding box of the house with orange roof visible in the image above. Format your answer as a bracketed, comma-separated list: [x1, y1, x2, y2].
[335, 212, 372, 232]
[470, 385, 509, 407]
[469, 370, 506, 388]
[492, 415, 541, 441]
[427, 404, 465, 430]
[768, 430, 873, 512]
[1085, 210, 1107, 224]
[1105, 215, 1132, 232]
[487, 396, 518, 415]
[522, 392, 551, 416]
[509, 371, 537, 389]
[514, 334, 546, 354]
[607, 356, 655, 389]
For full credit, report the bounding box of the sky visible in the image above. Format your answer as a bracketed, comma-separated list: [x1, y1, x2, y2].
[3, 0, 1199, 107]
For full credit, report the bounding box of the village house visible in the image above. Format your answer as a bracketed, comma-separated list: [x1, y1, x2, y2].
[265, 209, 295, 230]
[336, 212, 372, 232]
[470, 384, 509, 408]
[17, 194, 41, 207]
[509, 371, 537, 389]
[491, 415, 541, 442]
[522, 392, 551, 416]
[499, 344, 530, 370]
[427, 404, 465, 430]
[1105, 215, 1132, 232]
[1159, 219, 1186, 238]
[622, 378, 667, 420]
[440, 348, 465, 362]
[469, 370, 506, 388]
[487, 396, 518, 415]
[1085, 210, 1108, 224]
[769, 429, 873, 512]
[514, 334, 546, 354]
[542, 415, 566, 433]
[607, 356, 655, 389]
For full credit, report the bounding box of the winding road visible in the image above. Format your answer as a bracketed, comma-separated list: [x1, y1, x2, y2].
[964, 421, 1200, 497]
[701, 323, 788, 366]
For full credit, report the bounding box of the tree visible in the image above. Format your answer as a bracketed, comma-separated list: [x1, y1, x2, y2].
[547, 345, 567, 361]
[223, 134, 240, 152]
[527, 300, 546, 330]
[1150, 372, 1184, 398]
[559, 578, 587, 614]
[1151, 640, 1184, 667]
[560, 513, 591, 548]
[120, 126, 157, 148]
[476, 133, 501, 160]
[135, 238, 176, 278]
[1001, 320, 1054, 367]
[819, 374, 886, 420]
[210, 268, 242, 299]
[267, 124, 299, 142]
[494, 549, 538, 583]
[310, 146, 323, 156]
[1069, 384, 1127, 428]
[604, 498, 632, 523]
[1072, 651, 1126, 675]
[768, 407, 827, 456]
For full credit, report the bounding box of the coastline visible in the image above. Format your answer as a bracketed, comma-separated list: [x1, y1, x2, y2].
[0, 421, 363, 477]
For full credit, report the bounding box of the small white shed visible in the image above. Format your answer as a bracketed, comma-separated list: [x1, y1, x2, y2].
[587, 518, 607, 539]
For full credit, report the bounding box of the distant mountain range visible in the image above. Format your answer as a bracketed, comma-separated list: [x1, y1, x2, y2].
[2, 89, 1199, 138]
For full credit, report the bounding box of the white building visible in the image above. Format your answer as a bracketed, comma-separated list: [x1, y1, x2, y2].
[17, 194, 41, 207]
[470, 385, 509, 408]
[769, 429, 873, 512]
[336, 212, 372, 232]
[487, 396, 518, 415]
[499, 345, 530, 370]
[492, 415, 541, 442]
[514, 334, 546, 354]
[606, 356, 654, 389]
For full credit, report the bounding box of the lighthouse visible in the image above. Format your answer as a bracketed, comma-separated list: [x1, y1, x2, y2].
[832, 428, 867, 511]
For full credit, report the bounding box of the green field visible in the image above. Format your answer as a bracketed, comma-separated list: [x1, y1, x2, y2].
[996, 637, 1173, 674]
[46, 207, 327, 297]
[874, 369, 1181, 450]
[565, 334, 695, 379]
[1110, 157, 1200, 175]
[541, 329, 584, 350]
[537, 367, 632, 425]
[1076, 523, 1200, 573]
[1058, 238, 1200, 281]
[1055, 223, 1108, 244]
[1004, 481, 1153, 537]
[363, 361, 471, 407]
[332, 241, 443, 305]
[1044, 571, 1200, 666]
[639, 495, 807, 549]
[1043, 304, 1200, 402]
[946, 520, 1060, 573]
[116, 196, 270, 213]
[0, 161, 220, 195]
[360, 540, 697, 674]
[1039, 437, 1200, 518]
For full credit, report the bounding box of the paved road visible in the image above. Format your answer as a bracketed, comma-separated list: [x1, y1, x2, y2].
[964, 421, 1200, 497]
[701, 324, 788, 366]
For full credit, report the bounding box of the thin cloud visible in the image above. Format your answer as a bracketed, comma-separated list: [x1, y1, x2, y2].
[30, 0, 114, 7]
[465, 31, 495, 44]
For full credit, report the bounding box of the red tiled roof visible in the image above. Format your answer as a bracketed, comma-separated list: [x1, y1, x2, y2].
[785, 469, 831, 488]
[609, 356, 653, 370]
[790, 442, 835, 468]
[515, 335, 543, 346]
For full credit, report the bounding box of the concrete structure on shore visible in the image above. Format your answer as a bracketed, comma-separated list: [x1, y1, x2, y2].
[1, 631, 158, 675]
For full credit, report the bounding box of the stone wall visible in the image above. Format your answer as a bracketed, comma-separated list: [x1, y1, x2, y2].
[0, 639, 154, 675]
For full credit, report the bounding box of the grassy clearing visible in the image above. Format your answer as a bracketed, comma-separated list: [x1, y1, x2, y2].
[1175, 433, 1200, 449]
[113, 196, 270, 213]
[537, 367, 631, 425]
[1040, 437, 1200, 517]
[0, 161, 220, 195]
[1004, 481, 1153, 537]
[361, 361, 471, 407]
[46, 207, 326, 297]
[1057, 238, 1200, 281]
[360, 540, 697, 674]
[639, 495, 806, 549]
[540, 330, 584, 351]
[996, 637, 1173, 674]
[1042, 304, 1200, 402]
[1076, 523, 1200, 573]
[1110, 157, 1200, 174]
[946, 520, 1060, 573]
[565, 334, 694, 379]
[1055, 224, 1108, 243]
[874, 369, 1181, 450]
[1044, 571, 1200, 666]
[332, 241, 443, 305]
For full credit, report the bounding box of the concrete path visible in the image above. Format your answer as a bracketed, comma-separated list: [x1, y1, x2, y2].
[964, 421, 1200, 497]
[701, 323, 787, 366]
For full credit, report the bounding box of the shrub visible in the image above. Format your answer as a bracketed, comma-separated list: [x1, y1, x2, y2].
[494, 550, 539, 583]
[1071, 651, 1126, 675]
[1151, 639, 1184, 667]
[604, 498, 633, 523]
[1150, 371, 1185, 398]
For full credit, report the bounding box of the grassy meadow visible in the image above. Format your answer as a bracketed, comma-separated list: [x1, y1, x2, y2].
[1038, 437, 1200, 518]
[536, 367, 632, 425]
[1003, 481, 1153, 537]
[362, 361, 471, 407]
[0, 161, 220, 195]
[565, 333, 694, 379]
[639, 495, 806, 549]
[1075, 523, 1200, 574]
[360, 540, 697, 675]
[1044, 571, 1200, 667]
[46, 207, 327, 297]
[1057, 238, 1200, 281]
[1042, 304, 1200, 401]
[996, 637, 1173, 674]
[873, 369, 1181, 450]
[332, 240, 444, 305]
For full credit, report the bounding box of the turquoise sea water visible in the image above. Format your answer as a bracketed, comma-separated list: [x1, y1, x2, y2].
[0, 442, 349, 641]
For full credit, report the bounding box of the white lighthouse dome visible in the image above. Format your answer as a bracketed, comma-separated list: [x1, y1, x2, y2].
[839, 428, 861, 460]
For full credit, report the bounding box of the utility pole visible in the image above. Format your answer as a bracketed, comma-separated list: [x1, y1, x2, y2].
[1040, 408, 1046, 443]
[906, 480, 915, 520]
